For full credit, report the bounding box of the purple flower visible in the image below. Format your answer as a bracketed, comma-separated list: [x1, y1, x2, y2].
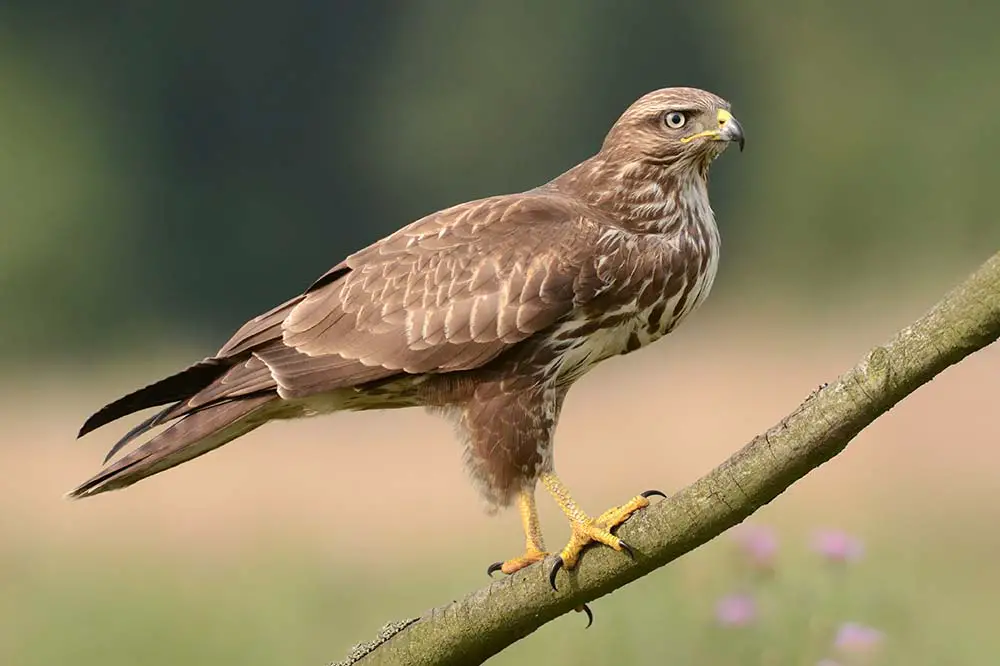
[731, 524, 778, 569]
[714, 593, 756, 627]
[834, 622, 884, 653]
[811, 529, 864, 563]
[816, 660, 842, 666]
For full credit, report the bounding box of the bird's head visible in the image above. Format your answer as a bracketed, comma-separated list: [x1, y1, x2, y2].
[601, 87, 744, 176]
[551, 87, 743, 231]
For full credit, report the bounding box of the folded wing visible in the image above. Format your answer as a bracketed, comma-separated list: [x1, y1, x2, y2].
[74, 191, 609, 491]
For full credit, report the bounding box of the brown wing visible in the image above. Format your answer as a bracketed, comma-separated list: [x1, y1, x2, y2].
[73, 191, 610, 490]
[79, 191, 609, 443]
[210, 192, 608, 400]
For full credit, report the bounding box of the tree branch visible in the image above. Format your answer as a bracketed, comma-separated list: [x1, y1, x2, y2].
[334, 251, 1000, 666]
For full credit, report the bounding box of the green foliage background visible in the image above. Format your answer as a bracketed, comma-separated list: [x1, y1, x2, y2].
[3, 1, 998, 359]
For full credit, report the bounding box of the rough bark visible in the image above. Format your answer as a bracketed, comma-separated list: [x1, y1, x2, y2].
[333, 251, 1000, 666]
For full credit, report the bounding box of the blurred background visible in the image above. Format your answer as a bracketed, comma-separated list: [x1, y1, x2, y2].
[2, 2, 999, 664]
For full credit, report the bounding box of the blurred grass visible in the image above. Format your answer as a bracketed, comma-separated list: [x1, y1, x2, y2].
[4, 317, 998, 665]
[3, 520, 997, 665]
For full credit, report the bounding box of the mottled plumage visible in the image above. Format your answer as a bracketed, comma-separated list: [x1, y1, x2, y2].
[71, 87, 744, 537]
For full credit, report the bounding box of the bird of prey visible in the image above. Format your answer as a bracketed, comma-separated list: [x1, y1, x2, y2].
[71, 87, 743, 587]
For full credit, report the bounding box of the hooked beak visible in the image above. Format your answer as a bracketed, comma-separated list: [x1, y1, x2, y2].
[680, 108, 745, 152]
[717, 108, 745, 152]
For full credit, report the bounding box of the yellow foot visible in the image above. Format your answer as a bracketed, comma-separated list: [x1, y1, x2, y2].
[488, 489, 549, 577]
[487, 548, 549, 576]
[487, 546, 595, 628]
[548, 490, 665, 591]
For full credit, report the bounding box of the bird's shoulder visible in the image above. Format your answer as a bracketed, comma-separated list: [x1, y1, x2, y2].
[282, 191, 610, 352]
[350, 189, 602, 264]
[214, 189, 614, 373]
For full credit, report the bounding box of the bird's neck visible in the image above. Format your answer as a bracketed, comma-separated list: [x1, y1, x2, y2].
[550, 155, 714, 235]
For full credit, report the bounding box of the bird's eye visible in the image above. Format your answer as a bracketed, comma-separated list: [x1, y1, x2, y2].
[663, 111, 687, 129]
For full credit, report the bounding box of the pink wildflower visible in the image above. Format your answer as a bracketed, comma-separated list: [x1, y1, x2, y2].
[715, 593, 756, 627]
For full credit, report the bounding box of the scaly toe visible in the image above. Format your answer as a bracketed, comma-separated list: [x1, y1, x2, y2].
[594, 495, 652, 530]
[549, 520, 630, 591]
[579, 523, 623, 551]
[488, 549, 549, 577]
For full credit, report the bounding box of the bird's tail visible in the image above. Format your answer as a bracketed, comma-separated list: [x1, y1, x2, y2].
[67, 395, 273, 499]
[78, 358, 231, 438]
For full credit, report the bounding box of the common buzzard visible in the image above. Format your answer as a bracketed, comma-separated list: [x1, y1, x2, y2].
[71, 87, 744, 590]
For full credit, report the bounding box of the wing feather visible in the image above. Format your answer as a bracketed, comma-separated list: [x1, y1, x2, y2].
[195, 192, 606, 402]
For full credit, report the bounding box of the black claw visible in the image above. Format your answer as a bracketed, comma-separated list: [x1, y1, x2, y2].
[641, 489, 667, 499]
[548, 557, 564, 591]
[580, 604, 594, 628]
[487, 561, 504, 577]
[618, 540, 635, 560]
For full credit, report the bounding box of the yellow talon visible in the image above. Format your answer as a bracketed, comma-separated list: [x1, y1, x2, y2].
[540, 473, 661, 590]
[595, 495, 655, 533]
[552, 493, 649, 569]
[488, 475, 662, 593]
[488, 547, 548, 576]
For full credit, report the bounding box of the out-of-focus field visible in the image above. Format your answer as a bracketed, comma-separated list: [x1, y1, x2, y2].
[3, 305, 999, 665]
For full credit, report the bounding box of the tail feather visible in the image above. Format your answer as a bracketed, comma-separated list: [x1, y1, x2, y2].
[101, 404, 175, 464]
[78, 358, 231, 438]
[68, 395, 274, 499]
